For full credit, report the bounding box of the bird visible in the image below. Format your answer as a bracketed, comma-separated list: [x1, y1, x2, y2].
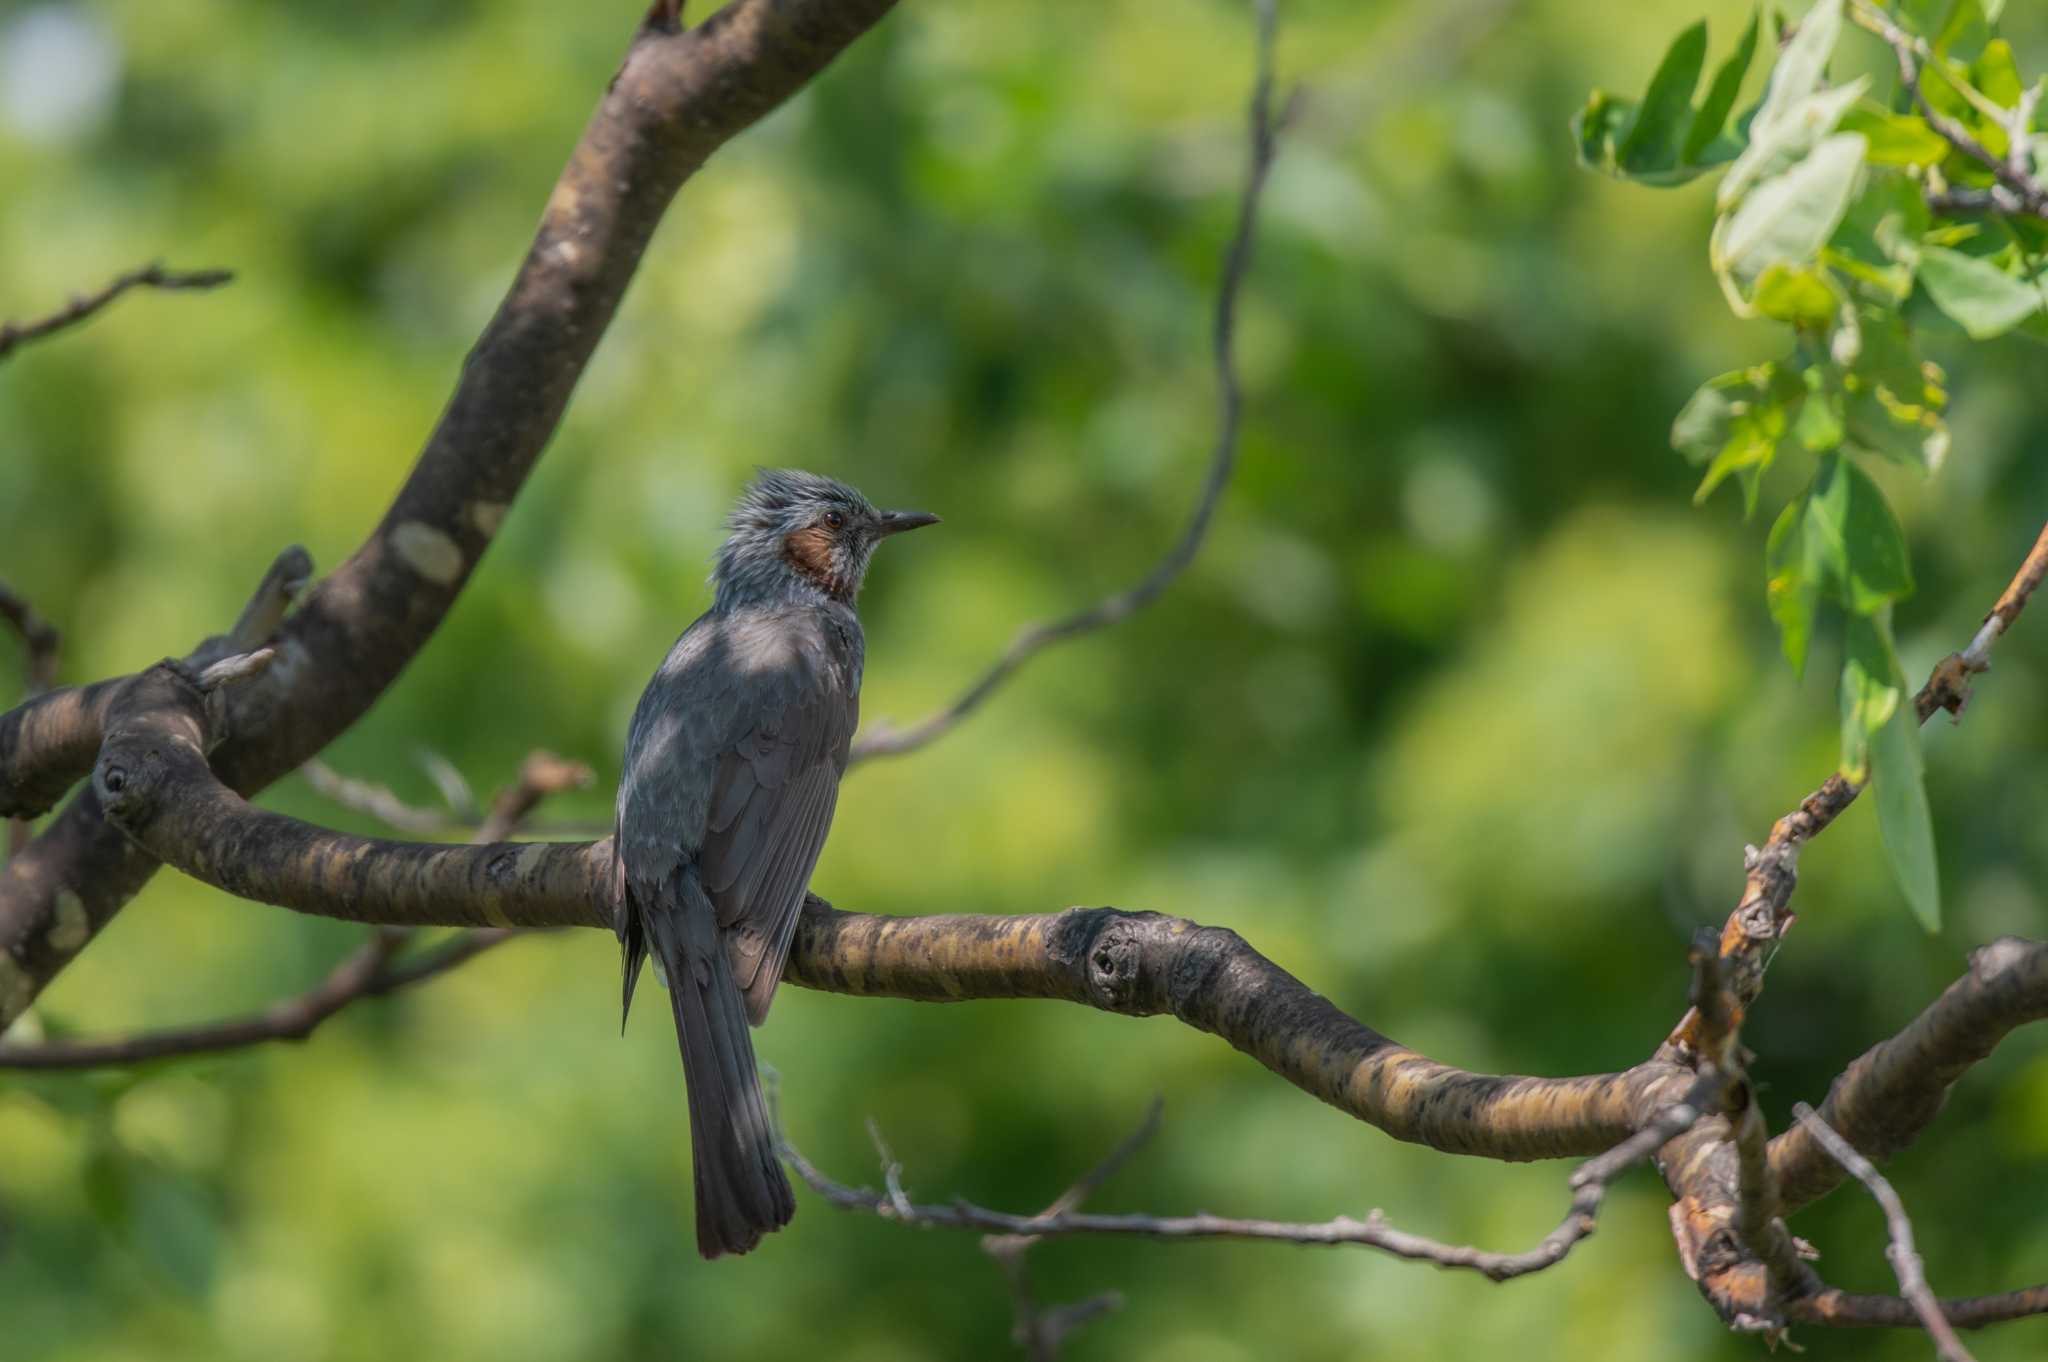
[612, 468, 939, 1258]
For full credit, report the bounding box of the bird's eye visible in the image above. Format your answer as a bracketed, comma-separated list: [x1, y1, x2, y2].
[823, 511, 846, 531]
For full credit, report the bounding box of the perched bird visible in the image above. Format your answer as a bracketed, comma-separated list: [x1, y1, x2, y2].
[613, 468, 939, 1258]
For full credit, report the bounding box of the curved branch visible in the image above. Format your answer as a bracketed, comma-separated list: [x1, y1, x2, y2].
[1791, 1104, 1977, 1362]
[0, 0, 899, 1028]
[0, 749, 587, 1069]
[73, 658, 1656, 1161]
[847, 1, 1288, 766]
[0, 262, 233, 362]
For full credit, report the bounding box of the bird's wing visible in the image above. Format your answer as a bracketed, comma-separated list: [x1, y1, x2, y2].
[617, 609, 857, 1027]
[699, 626, 856, 1024]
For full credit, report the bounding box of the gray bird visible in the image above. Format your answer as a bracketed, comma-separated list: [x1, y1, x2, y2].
[613, 468, 938, 1258]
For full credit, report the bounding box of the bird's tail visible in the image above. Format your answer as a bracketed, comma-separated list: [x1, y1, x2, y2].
[646, 869, 796, 1258]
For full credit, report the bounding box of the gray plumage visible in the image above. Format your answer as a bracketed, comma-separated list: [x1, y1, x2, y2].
[613, 468, 937, 1258]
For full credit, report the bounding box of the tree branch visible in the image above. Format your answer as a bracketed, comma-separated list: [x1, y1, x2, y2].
[2, 581, 62, 857]
[1769, 936, 2048, 1213]
[0, 749, 588, 1069]
[848, 0, 1289, 765]
[1849, 0, 2048, 222]
[1671, 517, 2048, 1053]
[782, 1065, 1724, 1283]
[0, 263, 233, 362]
[1791, 1104, 1977, 1362]
[0, 0, 900, 1031]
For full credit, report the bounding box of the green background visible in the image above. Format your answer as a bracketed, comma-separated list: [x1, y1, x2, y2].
[4, 1, 2048, 1358]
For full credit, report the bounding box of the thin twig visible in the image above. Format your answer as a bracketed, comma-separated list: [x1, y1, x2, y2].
[2, 582, 62, 856]
[0, 750, 585, 1069]
[300, 755, 606, 838]
[1793, 1104, 1978, 1362]
[982, 1099, 1161, 1360]
[783, 1074, 1722, 1285]
[848, 0, 1290, 765]
[0, 263, 235, 362]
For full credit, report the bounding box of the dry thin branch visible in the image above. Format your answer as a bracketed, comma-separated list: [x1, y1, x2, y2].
[847, 0, 1288, 765]
[0, 750, 587, 1069]
[783, 1066, 1722, 1284]
[981, 1099, 1161, 1360]
[300, 756, 607, 839]
[0, 263, 234, 362]
[1792, 1104, 1977, 1362]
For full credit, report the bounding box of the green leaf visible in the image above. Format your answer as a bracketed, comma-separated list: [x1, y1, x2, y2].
[1917, 245, 2043, 338]
[1971, 38, 2023, 108]
[1766, 492, 1819, 673]
[1837, 107, 1952, 167]
[1753, 262, 1840, 326]
[1683, 10, 1762, 164]
[1718, 132, 1868, 284]
[1805, 452, 1915, 611]
[1620, 22, 1709, 171]
[1838, 612, 1901, 782]
[1673, 365, 1797, 514]
[1794, 378, 1847, 450]
[1872, 668, 1941, 930]
[1718, 0, 1855, 209]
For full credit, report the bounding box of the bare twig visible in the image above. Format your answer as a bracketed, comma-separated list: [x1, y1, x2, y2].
[1792, 1104, 1977, 1362]
[0, 749, 584, 1069]
[981, 1099, 1161, 1359]
[300, 755, 606, 838]
[0, 263, 234, 362]
[784, 1072, 1722, 1285]
[848, 0, 1289, 764]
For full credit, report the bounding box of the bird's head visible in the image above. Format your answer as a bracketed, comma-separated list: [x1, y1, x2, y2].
[712, 468, 939, 609]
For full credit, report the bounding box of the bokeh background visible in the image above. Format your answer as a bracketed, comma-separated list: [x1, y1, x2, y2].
[4, 0, 2048, 1358]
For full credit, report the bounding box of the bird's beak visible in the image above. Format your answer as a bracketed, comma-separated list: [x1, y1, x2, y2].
[876, 509, 941, 537]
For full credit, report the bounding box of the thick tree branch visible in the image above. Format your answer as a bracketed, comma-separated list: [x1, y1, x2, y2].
[1769, 936, 2048, 1213]
[0, 263, 233, 362]
[850, 0, 1288, 765]
[66, 653, 1656, 1160]
[0, 750, 588, 1069]
[0, 0, 899, 1031]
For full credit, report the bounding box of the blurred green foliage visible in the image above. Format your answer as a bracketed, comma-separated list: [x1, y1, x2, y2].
[3, 1, 2047, 1358]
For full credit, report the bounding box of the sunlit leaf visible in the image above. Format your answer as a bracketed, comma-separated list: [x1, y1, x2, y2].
[1837, 610, 1900, 782]
[1917, 245, 2043, 338]
[1837, 107, 1951, 167]
[1718, 132, 1868, 284]
[1753, 262, 1840, 326]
